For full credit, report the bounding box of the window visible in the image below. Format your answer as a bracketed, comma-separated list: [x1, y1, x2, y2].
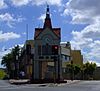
[65, 55, 67, 60]
[26, 44, 31, 55]
[38, 45, 41, 55]
[61, 54, 63, 58]
[42, 44, 52, 55]
[42, 45, 46, 55]
[52, 45, 58, 55]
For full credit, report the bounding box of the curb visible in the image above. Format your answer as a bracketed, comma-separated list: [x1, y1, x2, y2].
[9, 79, 30, 84]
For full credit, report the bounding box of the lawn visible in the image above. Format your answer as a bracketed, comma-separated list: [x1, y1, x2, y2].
[0, 69, 6, 79]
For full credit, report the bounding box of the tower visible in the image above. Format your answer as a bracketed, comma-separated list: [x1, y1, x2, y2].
[33, 5, 62, 82]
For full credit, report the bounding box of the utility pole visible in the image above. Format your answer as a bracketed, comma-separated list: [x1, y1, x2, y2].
[26, 24, 28, 40]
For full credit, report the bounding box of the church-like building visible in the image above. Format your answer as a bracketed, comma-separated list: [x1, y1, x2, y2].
[19, 5, 83, 82]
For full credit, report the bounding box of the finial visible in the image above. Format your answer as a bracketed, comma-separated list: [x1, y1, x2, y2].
[46, 4, 50, 15]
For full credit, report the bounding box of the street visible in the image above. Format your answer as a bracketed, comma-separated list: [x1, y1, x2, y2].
[0, 80, 100, 91]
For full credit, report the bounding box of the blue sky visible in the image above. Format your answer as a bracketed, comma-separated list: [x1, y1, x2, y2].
[0, 0, 100, 67]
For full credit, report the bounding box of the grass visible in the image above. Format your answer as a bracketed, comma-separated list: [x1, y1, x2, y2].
[0, 69, 6, 80]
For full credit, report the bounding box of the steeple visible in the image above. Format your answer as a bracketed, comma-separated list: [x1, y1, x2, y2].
[43, 5, 52, 29]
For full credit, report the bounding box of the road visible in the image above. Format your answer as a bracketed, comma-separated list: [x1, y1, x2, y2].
[0, 80, 100, 91]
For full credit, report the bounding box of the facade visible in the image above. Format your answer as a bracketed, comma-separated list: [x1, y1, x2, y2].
[71, 50, 83, 66]
[20, 40, 34, 78]
[20, 6, 83, 81]
[61, 42, 83, 67]
[21, 5, 62, 81]
[33, 5, 62, 81]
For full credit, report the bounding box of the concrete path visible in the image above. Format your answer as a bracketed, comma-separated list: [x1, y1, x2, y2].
[9, 79, 30, 84]
[9, 79, 80, 87]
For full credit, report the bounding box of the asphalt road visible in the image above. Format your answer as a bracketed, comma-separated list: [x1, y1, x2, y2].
[0, 80, 100, 91]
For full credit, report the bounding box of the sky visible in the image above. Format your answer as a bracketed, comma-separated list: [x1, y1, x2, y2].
[0, 0, 100, 67]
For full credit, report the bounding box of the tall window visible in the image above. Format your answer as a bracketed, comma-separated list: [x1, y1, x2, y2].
[65, 55, 67, 60]
[38, 45, 41, 55]
[42, 45, 46, 55]
[26, 44, 31, 55]
[42, 44, 52, 55]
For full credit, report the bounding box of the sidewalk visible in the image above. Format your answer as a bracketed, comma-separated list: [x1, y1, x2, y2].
[9, 79, 30, 84]
[9, 79, 80, 86]
[57, 80, 80, 86]
[66, 80, 80, 84]
[38, 80, 80, 87]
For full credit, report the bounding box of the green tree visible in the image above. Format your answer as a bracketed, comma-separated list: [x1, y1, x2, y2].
[66, 64, 81, 80]
[1, 53, 13, 75]
[74, 65, 81, 76]
[83, 62, 96, 80]
[1, 45, 20, 78]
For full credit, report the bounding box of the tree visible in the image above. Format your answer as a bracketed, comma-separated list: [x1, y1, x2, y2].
[65, 62, 96, 80]
[83, 62, 96, 80]
[1, 53, 13, 74]
[74, 65, 81, 76]
[1, 45, 20, 78]
[66, 64, 81, 80]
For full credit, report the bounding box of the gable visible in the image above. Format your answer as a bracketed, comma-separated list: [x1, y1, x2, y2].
[35, 28, 60, 40]
[34, 28, 43, 39]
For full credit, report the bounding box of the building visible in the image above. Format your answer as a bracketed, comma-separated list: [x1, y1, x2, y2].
[33, 5, 62, 81]
[20, 6, 83, 81]
[60, 42, 83, 67]
[71, 50, 83, 66]
[20, 5, 62, 82]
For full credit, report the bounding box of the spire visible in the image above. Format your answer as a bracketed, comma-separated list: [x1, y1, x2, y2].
[43, 5, 52, 29]
[46, 5, 50, 18]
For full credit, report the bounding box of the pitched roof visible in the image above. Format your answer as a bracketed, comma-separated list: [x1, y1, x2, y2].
[34, 28, 43, 39]
[53, 28, 61, 38]
[34, 6, 61, 39]
[34, 28, 61, 39]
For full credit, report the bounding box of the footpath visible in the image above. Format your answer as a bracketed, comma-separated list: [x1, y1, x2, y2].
[9, 79, 80, 86]
[9, 79, 30, 84]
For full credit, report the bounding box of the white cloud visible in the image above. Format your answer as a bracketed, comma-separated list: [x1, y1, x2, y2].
[71, 23, 100, 65]
[11, 0, 30, 6]
[32, 0, 62, 6]
[0, 31, 21, 42]
[38, 13, 52, 23]
[11, 0, 62, 7]
[0, 13, 25, 28]
[62, 0, 100, 24]
[0, 0, 8, 9]
[63, 0, 100, 65]
[38, 13, 46, 22]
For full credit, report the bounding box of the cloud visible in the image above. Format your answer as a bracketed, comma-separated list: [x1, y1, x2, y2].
[62, 0, 100, 65]
[0, 31, 21, 42]
[32, 0, 62, 6]
[63, 0, 100, 24]
[11, 0, 30, 6]
[71, 23, 100, 64]
[38, 13, 52, 23]
[0, 0, 8, 9]
[0, 13, 25, 28]
[38, 13, 46, 22]
[11, 0, 62, 7]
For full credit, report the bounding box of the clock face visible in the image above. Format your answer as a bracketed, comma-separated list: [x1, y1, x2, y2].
[45, 37, 50, 43]
[42, 34, 52, 44]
